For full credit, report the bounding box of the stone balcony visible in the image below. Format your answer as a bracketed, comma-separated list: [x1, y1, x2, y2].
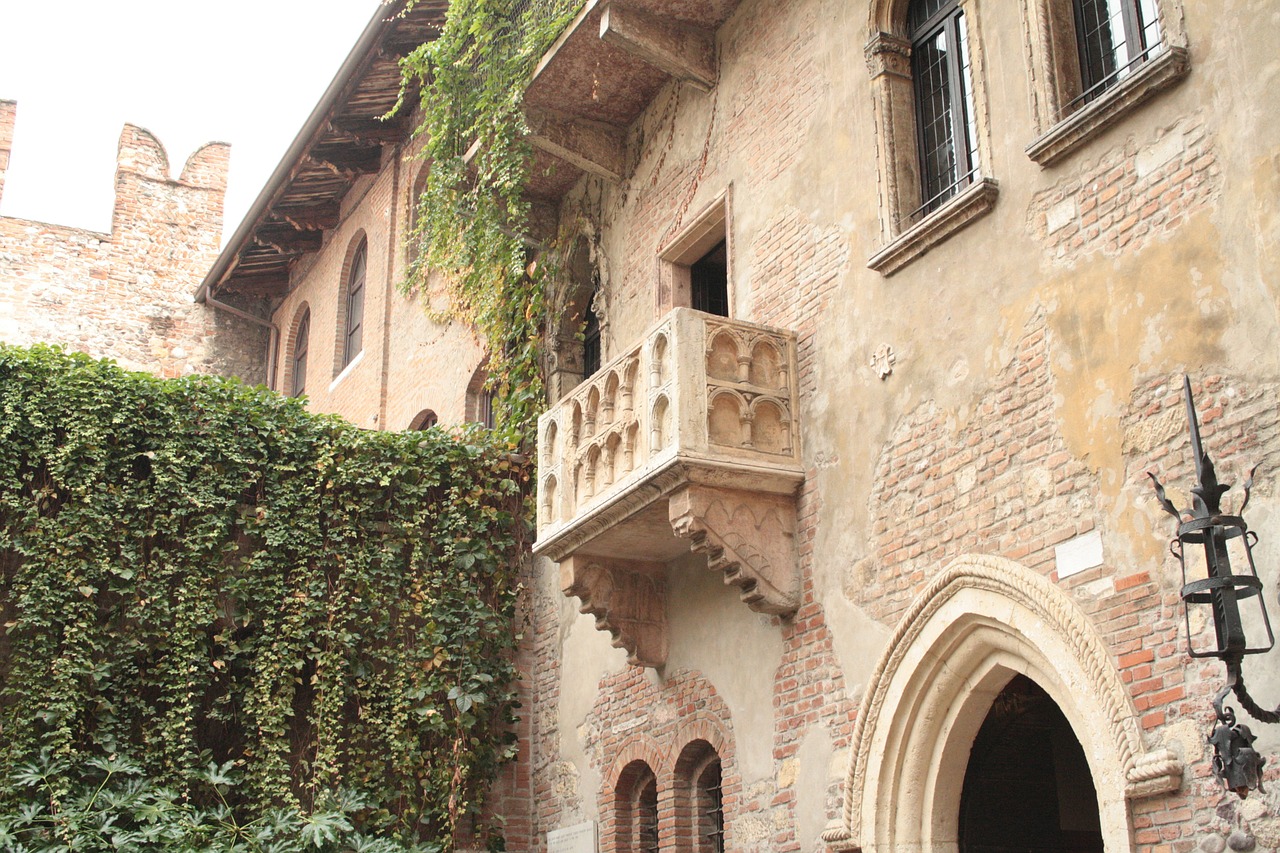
[533, 308, 804, 666]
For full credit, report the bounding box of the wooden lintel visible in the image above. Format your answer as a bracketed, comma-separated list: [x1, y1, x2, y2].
[274, 203, 341, 231]
[600, 3, 716, 92]
[524, 107, 626, 182]
[309, 143, 383, 176]
[221, 272, 290, 296]
[253, 224, 324, 254]
[328, 116, 410, 145]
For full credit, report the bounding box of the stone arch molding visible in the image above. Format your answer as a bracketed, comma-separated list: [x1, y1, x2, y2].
[824, 554, 1181, 853]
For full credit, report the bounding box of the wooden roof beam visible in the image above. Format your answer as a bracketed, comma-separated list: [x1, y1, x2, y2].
[275, 202, 341, 231]
[328, 116, 411, 144]
[600, 3, 716, 92]
[253, 224, 325, 254]
[220, 272, 292, 297]
[309, 142, 384, 176]
[525, 107, 626, 182]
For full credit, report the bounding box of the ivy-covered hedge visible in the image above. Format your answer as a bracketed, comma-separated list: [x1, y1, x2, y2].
[0, 346, 531, 851]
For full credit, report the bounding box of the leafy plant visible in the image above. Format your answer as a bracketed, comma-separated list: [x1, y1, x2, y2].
[398, 0, 586, 436]
[0, 345, 532, 850]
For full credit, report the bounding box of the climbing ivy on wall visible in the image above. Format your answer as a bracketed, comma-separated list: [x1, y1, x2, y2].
[398, 0, 586, 436]
[0, 346, 531, 851]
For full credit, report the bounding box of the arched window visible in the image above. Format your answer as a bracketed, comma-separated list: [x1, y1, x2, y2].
[908, 0, 979, 218]
[1022, 0, 1188, 165]
[614, 760, 660, 853]
[582, 301, 601, 379]
[408, 409, 438, 430]
[864, 0, 998, 273]
[290, 307, 310, 398]
[675, 741, 726, 853]
[466, 364, 496, 429]
[343, 240, 367, 368]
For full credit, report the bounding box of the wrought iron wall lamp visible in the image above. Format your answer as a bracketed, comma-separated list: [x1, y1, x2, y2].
[1149, 377, 1277, 797]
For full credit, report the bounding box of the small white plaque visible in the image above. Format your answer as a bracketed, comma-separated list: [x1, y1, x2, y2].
[548, 821, 598, 853]
[1055, 530, 1104, 579]
[612, 717, 645, 735]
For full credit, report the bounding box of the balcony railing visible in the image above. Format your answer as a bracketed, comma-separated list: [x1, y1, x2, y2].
[533, 308, 804, 667]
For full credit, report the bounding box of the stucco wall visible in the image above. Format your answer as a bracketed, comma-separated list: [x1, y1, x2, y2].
[525, 0, 1280, 849]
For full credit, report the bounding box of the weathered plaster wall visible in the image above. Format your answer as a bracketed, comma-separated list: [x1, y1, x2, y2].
[0, 105, 266, 381]
[527, 0, 1280, 849]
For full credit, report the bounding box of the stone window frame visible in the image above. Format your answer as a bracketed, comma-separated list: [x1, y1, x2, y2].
[1021, 0, 1189, 166]
[334, 231, 370, 376]
[546, 235, 606, 403]
[865, 0, 999, 277]
[657, 189, 733, 317]
[286, 303, 311, 398]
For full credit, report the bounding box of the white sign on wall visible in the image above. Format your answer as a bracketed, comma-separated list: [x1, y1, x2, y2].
[547, 821, 598, 853]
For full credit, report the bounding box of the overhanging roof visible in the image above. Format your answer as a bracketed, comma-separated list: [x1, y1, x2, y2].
[197, 0, 448, 302]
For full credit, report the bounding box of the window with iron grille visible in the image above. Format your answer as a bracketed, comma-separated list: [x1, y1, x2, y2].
[908, 0, 979, 220]
[1071, 0, 1162, 108]
[343, 241, 367, 368]
[636, 773, 659, 853]
[698, 759, 724, 853]
[290, 308, 310, 397]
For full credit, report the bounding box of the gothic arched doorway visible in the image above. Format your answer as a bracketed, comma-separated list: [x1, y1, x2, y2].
[959, 674, 1103, 853]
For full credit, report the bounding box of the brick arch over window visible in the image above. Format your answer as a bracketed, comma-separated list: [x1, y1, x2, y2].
[284, 302, 311, 398]
[603, 737, 665, 853]
[334, 231, 369, 375]
[823, 554, 1182, 853]
[407, 409, 438, 430]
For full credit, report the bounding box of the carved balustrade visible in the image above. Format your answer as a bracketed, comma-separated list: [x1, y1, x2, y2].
[534, 308, 804, 667]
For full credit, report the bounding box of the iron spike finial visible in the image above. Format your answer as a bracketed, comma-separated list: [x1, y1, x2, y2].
[1183, 375, 1205, 484]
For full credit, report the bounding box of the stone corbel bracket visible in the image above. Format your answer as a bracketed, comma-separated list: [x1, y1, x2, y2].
[668, 483, 800, 616]
[561, 554, 669, 667]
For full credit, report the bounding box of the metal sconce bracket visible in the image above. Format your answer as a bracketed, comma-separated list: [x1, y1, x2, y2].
[1149, 376, 1277, 797]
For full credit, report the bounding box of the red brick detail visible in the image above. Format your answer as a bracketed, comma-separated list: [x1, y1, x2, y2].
[0, 114, 266, 382]
[1029, 117, 1220, 262]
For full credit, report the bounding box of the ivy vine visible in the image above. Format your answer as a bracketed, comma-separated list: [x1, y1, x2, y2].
[0, 345, 532, 851]
[398, 0, 586, 437]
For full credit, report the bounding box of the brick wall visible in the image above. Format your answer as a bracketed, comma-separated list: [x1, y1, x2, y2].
[0, 100, 14, 206]
[0, 108, 266, 381]
[1029, 117, 1221, 263]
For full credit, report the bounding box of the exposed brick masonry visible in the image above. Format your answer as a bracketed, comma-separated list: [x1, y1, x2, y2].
[0, 106, 265, 381]
[1030, 117, 1220, 262]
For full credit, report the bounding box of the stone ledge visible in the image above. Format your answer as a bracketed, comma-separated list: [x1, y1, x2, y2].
[867, 178, 1000, 276]
[1026, 47, 1190, 168]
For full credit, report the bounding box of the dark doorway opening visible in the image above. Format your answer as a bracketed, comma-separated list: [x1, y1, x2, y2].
[690, 240, 729, 317]
[959, 674, 1104, 853]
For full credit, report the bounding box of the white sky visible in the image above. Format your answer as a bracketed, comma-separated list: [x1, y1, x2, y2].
[0, 0, 384, 244]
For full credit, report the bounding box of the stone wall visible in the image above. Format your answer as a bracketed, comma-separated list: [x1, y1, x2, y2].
[0, 103, 266, 382]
